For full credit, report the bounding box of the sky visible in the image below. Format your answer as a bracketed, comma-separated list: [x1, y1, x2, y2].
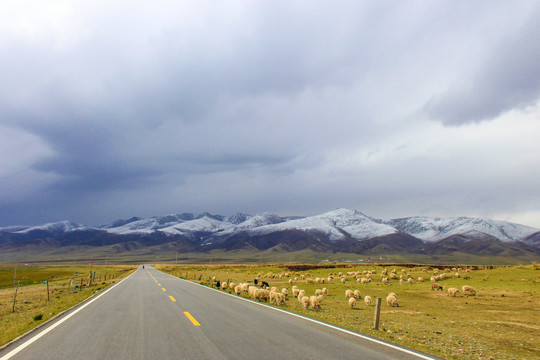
[1, 1, 540, 228]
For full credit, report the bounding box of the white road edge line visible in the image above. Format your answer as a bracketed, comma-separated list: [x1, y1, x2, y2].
[159, 269, 439, 360]
[0, 269, 138, 360]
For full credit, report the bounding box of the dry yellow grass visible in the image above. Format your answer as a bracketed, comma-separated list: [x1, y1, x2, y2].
[0, 265, 136, 347]
[156, 263, 540, 360]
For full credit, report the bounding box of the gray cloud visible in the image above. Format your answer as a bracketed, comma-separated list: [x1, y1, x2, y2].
[424, 5, 540, 125]
[1, 2, 539, 227]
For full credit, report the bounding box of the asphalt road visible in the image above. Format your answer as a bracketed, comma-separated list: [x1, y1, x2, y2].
[0, 266, 439, 360]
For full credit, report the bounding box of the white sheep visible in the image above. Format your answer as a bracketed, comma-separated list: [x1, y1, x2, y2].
[241, 283, 249, 293]
[345, 289, 354, 299]
[292, 286, 300, 297]
[248, 285, 258, 298]
[348, 297, 357, 309]
[309, 295, 321, 310]
[315, 289, 323, 296]
[253, 289, 270, 302]
[281, 288, 289, 299]
[353, 290, 361, 299]
[364, 295, 372, 306]
[462, 285, 476, 296]
[221, 281, 228, 290]
[301, 296, 310, 309]
[297, 290, 306, 302]
[431, 283, 443, 291]
[447, 288, 460, 297]
[386, 294, 399, 307]
[234, 285, 242, 295]
[322, 287, 328, 295]
[270, 291, 285, 305]
[417, 277, 424, 282]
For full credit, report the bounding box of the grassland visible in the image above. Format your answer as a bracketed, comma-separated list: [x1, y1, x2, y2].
[0, 264, 136, 347]
[156, 262, 540, 360]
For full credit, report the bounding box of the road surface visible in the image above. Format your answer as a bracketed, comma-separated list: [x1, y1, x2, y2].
[0, 266, 439, 360]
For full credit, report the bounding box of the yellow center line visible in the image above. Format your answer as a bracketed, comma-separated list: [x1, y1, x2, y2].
[184, 312, 201, 326]
[162, 288, 166, 291]
[169, 295, 176, 302]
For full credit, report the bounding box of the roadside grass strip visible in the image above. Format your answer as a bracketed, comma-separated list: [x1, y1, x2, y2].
[183, 312, 200, 326]
[0, 271, 136, 360]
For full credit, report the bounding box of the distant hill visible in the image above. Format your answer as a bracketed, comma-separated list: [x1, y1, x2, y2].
[1, 209, 538, 262]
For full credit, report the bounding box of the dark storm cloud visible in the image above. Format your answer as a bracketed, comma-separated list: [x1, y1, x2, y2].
[1, 1, 539, 227]
[424, 6, 540, 125]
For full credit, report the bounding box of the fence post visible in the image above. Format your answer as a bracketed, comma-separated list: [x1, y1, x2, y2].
[373, 297, 382, 330]
[12, 280, 20, 312]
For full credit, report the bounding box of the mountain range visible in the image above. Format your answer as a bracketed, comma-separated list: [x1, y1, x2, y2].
[1, 209, 539, 261]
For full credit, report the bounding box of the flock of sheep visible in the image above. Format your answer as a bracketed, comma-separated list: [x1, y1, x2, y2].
[208, 266, 477, 313]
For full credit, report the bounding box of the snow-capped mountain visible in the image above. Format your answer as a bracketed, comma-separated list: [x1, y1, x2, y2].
[5, 221, 87, 234]
[386, 216, 537, 243]
[1, 210, 538, 259]
[248, 209, 397, 241]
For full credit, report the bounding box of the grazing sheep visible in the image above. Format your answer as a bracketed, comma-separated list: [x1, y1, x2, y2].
[316, 294, 324, 305]
[292, 286, 300, 297]
[298, 290, 306, 302]
[386, 294, 399, 307]
[447, 288, 460, 297]
[382, 277, 389, 284]
[364, 295, 372, 306]
[270, 291, 285, 305]
[353, 290, 361, 299]
[306, 278, 315, 284]
[390, 273, 397, 279]
[388, 292, 397, 298]
[360, 278, 370, 284]
[341, 277, 347, 284]
[417, 277, 425, 282]
[322, 287, 328, 295]
[301, 296, 310, 309]
[289, 279, 293, 284]
[309, 296, 321, 311]
[345, 289, 354, 299]
[248, 286, 258, 298]
[349, 297, 357, 309]
[399, 279, 404, 285]
[431, 283, 443, 291]
[407, 278, 413, 284]
[220, 282, 228, 290]
[253, 289, 270, 302]
[455, 272, 461, 278]
[315, 289, 323, 296]
[281, 288, 289, 299]
[229, 282, 236, 290]
[462, 285, 476, 296]
[234, 285, 242, 295]
[270, 286, 278, 293]
[241, 283, 249, 293]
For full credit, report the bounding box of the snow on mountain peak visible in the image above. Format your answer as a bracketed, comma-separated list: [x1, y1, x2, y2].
[248, 209, 397, 240]
[387, 216, 537, 242]
[15, 221, 85, 234]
